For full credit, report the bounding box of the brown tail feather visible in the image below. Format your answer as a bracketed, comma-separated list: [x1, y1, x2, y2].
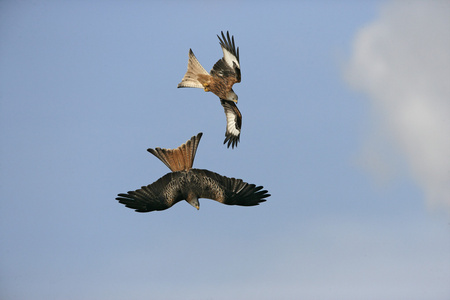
[147, 133, 203, 172]
[177, 49, 210, 89]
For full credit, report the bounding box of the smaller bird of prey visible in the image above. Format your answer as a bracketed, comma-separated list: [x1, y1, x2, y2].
[178, 31, 242, 148]
[116, 133, 270, 212]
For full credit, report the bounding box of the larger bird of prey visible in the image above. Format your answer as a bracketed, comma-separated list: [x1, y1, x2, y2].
[116, 133, 270, 212]
[178, 31, 242, 149]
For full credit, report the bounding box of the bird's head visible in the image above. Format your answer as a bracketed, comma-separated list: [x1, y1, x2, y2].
[226, 90, 238, 103]
[186, 194, 200, 210]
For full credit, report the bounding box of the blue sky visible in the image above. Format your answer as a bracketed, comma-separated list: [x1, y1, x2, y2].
[1, 1, 449, 299]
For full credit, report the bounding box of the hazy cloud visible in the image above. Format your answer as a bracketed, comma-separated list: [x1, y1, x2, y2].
[345, 1, 450, 210]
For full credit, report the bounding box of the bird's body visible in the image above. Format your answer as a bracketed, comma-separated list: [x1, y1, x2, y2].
[116, 133, 270, 212]
[196, 71, 238, 101]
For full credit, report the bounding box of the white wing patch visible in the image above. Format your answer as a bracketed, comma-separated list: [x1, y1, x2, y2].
[222, 47, 240, 70]
[220, 99, 241, 149]
[225, 109, 240, 136]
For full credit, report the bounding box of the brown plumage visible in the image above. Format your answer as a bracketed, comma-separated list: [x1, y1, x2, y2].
[178, 31, 242, 148]
[116, 133, 270, 212]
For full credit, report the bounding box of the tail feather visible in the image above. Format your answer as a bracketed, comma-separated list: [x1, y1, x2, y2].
[177, 49, 210, 89]
[147, 133, 203, 172]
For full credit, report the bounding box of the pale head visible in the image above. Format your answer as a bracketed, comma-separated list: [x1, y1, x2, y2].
[226, 90, 238, 103]
[186, 193, 200, 210]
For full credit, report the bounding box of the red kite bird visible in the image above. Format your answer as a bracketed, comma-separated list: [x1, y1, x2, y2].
[116, 133, 270, 212]
[178, 31, 242, 148]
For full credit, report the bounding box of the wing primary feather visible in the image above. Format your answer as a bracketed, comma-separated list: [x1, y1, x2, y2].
[116, 172, 186, 212]
[217, 31, 240, 71]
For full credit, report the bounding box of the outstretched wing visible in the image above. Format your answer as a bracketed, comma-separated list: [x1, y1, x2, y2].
[192, 169, 270, 206]
[211, 31, 241, 83]
[116, 172, 185, 212]
[220, 99, 242, 148]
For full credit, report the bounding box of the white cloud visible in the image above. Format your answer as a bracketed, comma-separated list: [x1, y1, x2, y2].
[345, 1, 450, 211]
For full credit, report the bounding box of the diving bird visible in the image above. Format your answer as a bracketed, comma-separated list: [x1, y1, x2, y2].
[116, 133, 270, 212]
[178, 31, 242, 148]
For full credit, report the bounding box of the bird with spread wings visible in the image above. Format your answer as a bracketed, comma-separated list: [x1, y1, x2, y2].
[116, 133, 270, 212]
[178, 31, 242, 149]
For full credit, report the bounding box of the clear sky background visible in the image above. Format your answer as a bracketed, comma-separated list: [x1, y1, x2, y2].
[1, 1, 449, 299]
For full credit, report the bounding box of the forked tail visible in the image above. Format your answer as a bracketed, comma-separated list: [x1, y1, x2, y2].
[177, 49, 210, 89]
[147, 133, 203, 172]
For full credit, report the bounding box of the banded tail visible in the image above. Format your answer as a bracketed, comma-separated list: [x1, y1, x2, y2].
[147, 133, 203, 172]
[177, 49, 210, 89]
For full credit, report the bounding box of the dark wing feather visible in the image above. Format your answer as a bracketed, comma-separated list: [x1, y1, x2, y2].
[116, 172, 185, 212]
[210, 59, 235, 78]
[218, 31, 240, 63]
[211, 31, 241, 82]
[220, 99, 241, 148]
[191, 169, 270, 206]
